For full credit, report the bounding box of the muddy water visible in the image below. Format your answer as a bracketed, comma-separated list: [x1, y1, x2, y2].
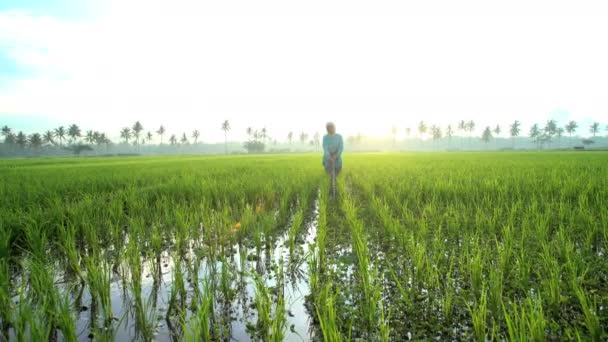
[63, 200, 320, 342]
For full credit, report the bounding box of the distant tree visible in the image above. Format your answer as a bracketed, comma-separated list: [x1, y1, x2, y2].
[466, 120, 476, 135]
[146, 131, 153, 143]
[405, 127, 411, 138]
[85, 130, 96, 144]
[313, 132, 321, 150]
[509, 120, 521, 148]
[590, 122, 600, 137]
[544, 120, 557, 135]
[529, 123, 540, 149]
[466, 120, 476, 148]
[581, 138, 594, 147]
[493, 125, 501, 136]
[446, 125, 454, 147]
[192, 130, 200, 144]
[42, 130, 55, 146]
[68, 124, 81, 144]
[246, 127, 253, 137]
[458, 120, 466, 135]
[120, 128, 132, 144]
[287, 131, 293, 147]
[481, 126, 492, 146]
[556, 127, 564, 148]
[222, 120, 231, 154]
[156, 125, 166, 144]
[180, 133, 189, 144]
[458, 120, 466, 149]
[417, 121, 427, 138]
[300, 132, 308, 145]
[54, 126, 66, 146]
[565, 120, 578, 148]
[431, 125, 442, 150]
[169, 134, 177, 145]
[16, 131, 27, 148]
[29, 133, 42, 150]
[66, 143, 93, 157]
[261, 127, 268, 142]
[1, 125, 11, 140]
[132, 121, 143, 146]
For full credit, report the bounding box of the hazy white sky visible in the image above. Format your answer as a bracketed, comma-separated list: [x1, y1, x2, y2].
[1, 0, 607, 141]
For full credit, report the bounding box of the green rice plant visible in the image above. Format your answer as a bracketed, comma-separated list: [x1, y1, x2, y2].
[502, 294, 547, 341]
[252, 273, 271, 339]
[487, 265, 503, 321]
[57, 224, 84, 282]
[468, 285, 488, 342]
[184, 279, 214, 342]
[85, 256, 113, 325]
[572, 280, 601, 341]
[269, 260, 287, 342]
[315, 282, 343, 342]
[288, 208, 305, 255]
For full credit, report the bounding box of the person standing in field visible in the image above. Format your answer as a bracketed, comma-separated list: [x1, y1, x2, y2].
[323, 122, 344, 175]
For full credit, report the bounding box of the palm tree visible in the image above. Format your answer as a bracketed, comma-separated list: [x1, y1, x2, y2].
[85, 130, 95, 144]
[529, 123, 540, 149]
[481, 126, 492, 147]
[565, 121, 578, 147]
[545, 120, 557, 136]
[54, 126, 66, 146]
[146, 131, 153, 143]
[299, 132, 308, 145]
[590, 122, 600, 137]
[16, 131, 27, 148]
[221, 120, 231, 154]
[493, 125, 501, 149]
[466, 120, 475, 136]
[417, 121, 427, 138]
[1, 125, 11, 139]
[509, 120, 521, 149]
[457, 120, 466, 149]
[431, 125, 442, 150]
[97, 133, 111, 152]
[132, 121, 143, 147]
[192, 130, 200, 144]
[313, 132, 321, 151]
[287, 131, 293, 148]
[67, 124, 81, 144]
[120, 128, 132, 144]
[466, 120, 475, 149]
[246, 127, 253, 137]
[169, 134, 177, 145]
[556, 127, 564, 148]
[156, 125, 166, 144]
[180, 133, 188, 144]
[42, 130, 54, 146]
[29, 133, 42, 150]
[446, 125, 454, 147]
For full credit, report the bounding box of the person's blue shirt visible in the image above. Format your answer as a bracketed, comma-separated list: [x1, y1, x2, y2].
[322, 134, 343, 170]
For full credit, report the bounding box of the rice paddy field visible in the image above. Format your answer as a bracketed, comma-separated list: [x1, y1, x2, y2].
[0, 152, 607, 341]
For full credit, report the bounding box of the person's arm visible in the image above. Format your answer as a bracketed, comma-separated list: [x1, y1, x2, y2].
[337, 135, 344, 157]
[323, 135, 329, 156]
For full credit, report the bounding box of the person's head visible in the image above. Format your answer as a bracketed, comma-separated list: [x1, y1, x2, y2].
[326, 122, 336, 135]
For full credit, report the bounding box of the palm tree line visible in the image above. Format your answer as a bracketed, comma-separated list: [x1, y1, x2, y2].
[399, 119, 605, 149]
[2, 118, 606, 154]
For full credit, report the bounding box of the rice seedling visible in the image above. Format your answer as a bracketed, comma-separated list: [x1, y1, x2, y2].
[1, 152, 606, 340]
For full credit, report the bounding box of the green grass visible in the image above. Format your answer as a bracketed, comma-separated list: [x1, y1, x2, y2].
[0, 152, 607, 340]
